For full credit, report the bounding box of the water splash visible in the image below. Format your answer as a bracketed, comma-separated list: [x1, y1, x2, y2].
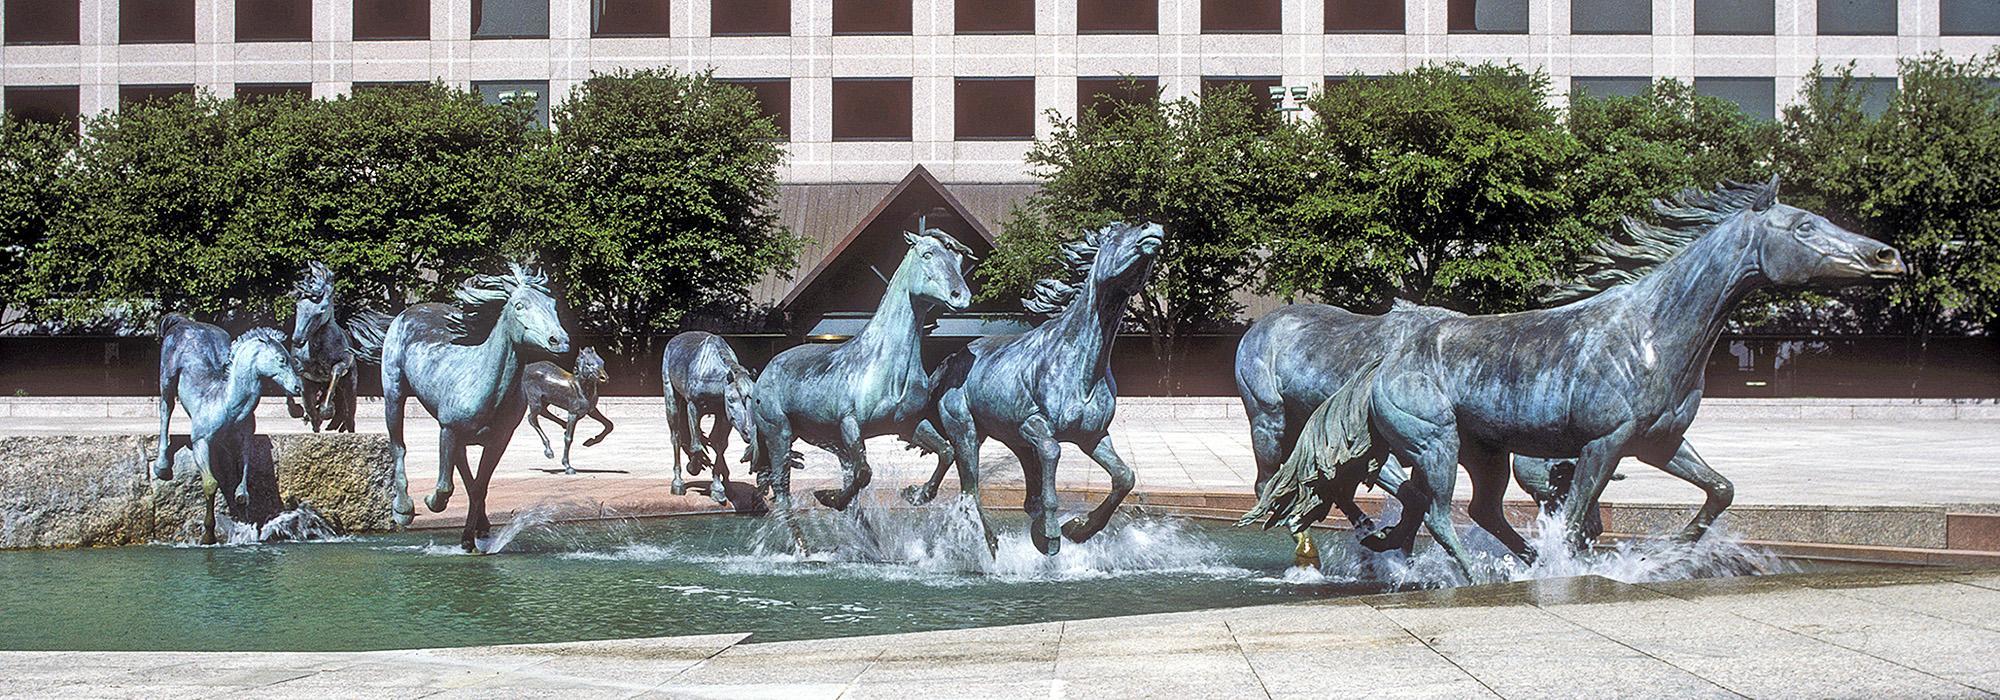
[205, 504, 343, 545]
[473, 500, 573, 554]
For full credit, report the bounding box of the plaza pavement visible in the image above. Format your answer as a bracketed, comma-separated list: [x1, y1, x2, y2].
[6, 567, 2000, 698]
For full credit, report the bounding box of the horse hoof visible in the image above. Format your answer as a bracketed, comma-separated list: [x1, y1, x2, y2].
[425, 492, 451, 513]
[153, 464, 173, 481]
[1358, 529, 1396, 553]
[670, 482, 687, 496]
[710, 484, 730, 505]
[900, 484, 936, 506]
[1060, 517, 1093, 544]
[543, 449, 554, 459]
[812, 489, 845, 510]
[686, 461, 705, 477]
[392, 510, 413, 528]
[563, 467, 576, 476]
[1030, 528, 1060, 556]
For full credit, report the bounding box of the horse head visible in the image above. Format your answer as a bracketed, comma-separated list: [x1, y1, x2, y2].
[575, 346, 609, 385]
[1740, 176, 1906, 287]
[234, 327, 304, 397]
[899, 229, 974, 312]
[722, 365, 759, 454]
[1089, 221, 1165, 295]
[291, 261, 336, 347]
[455, 263, 570, 354]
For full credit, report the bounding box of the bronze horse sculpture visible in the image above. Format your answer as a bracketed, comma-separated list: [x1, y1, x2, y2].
[352, 264, 570, 551]
[905, 222, 1165, 555]
[661, 330, 758, 504]
[155, 315, 304, 544]
[523, 346, 614, 475]
[286, 261, 361, 433]
[1243, 178, 1906, 577]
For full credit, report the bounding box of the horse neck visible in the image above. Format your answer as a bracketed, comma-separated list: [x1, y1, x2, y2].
[848, 258, 927, 373]
[222, 350, 267, 424]
[1050, 273, 1131, 381]
[575, 370, 601, 403]
[470, 314, 525, 406]
[1622, 218, 1765, 384]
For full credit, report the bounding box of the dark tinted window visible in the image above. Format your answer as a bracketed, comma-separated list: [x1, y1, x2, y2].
[1326, 0, 1402, 32]
[235, 82, 310, 100]
[1694, 77, 1774, 121]
[4, 85, 80, 133]
[1572, 0, 1649, 34]
[473, 0, 548, 38]
[955, 78, 1034, 140]
[1324, 74, 1385, 84]
[6, 0, 80, 45]
[1078, 0, 1156, 33]
[352, 81, 426, 94]
[354, 0, 429, 40]
[592, 0, 669, 37]
[1201, 76, 1281, 108]
[474, 80, 549, 126]
[1694, 0, 1773, 35]
[1203, 0, 1279, 33]
[1817, 0, 1894, 35]
[1571, 76, 1651, 97]
[833, 0, 909, 35]
[719, 78, 791, 138]
[1077, 76, 1158, 121]
[1448, 0, 1527, 33]
[1943, 0, 2000, 35]
[120, 83, 194, 107]
[957, 0, 1031, 34]
[236, 0, 311, 41]
[713, 0, 788, 35]
[832, 78, 912, 141]
[1819, 76, 1895, 117]
[120, 0, 195, 43]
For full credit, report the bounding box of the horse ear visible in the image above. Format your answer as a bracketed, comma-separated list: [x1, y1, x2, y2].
[1753, 175, 1780, 211]
[903, 231, 922, 247]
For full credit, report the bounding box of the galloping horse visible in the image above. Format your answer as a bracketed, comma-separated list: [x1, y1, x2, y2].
[353, 264, 570, 551]
[750, 230, 971, 542]
[906, 222, 1164, 555]
[523, 347, 614, 475]
[661, 330, 757, 504]
[1244, 178, 1906, 576]
[155, 315, 303, 544]
[287, 261, 360, 433]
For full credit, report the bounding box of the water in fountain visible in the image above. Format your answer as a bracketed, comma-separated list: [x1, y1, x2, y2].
[208, 503, 343, 545]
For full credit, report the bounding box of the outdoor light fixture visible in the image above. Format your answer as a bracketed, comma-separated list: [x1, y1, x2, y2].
[1269, 85, 1310, 113]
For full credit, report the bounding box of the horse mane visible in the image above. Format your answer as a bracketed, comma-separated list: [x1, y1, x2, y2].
[1546, 178, 1777, 305]
[233, 327, 288, 351]
[1021, 228, 1102, 316]
[294, 261, 334, 300]
[446, 263, 550, 344]
[911, 228, 975, 258]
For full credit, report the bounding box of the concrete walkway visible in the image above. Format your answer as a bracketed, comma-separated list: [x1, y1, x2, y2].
[7, 567, 2000, 698]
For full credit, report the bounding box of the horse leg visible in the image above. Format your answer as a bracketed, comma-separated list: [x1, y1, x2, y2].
[759, 416, 808, 552]
[560, 411, 579, 475]
[528, 405, 556, 460]
[668, 391, 689, 495]
[1246, 401, 1288, 499]
[427, 428, 458, 513]
[1062, 434, 1134, 545]
[1558, 429, 1636, 552]
[813, 416, 870, 511]
[1367, 375, 1480, 580]
[454, 447, 480, 552]
[155, 368, 178, 480]
[1642, 439, 1734, 544]
[1462, 445, 1533, 564]
[583, 408, 614, 447]
[337, 368, 357, 433]
[192, 438, 216, 545]
[383, 375, 415, 527]
[903, 419, 954, 507]
[1018, 415, 1064, 556]
[233, 430, 254, 507]
[703, 414, 730, 504]
[684, 397, 711, 475]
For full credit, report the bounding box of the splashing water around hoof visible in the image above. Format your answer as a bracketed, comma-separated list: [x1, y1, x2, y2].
[205, 504, 343, 546]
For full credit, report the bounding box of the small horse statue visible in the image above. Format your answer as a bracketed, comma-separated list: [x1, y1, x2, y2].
[523, 346, 614, 475]
[352, 263, 570, 552]
[1243, 177, 1905, 578]
[906, 222, 1164, 555]
[286, 261, 360, 433]
[661, 330, 757, 504]
[749, 229, 971, 544]
[155, 315, 304, 545]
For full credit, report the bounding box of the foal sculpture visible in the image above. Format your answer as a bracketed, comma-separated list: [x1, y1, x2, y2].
[1243, 178, 1906, 576]
[155, 315, 304, 544]
[287, 262, 360, 433]
[749, 230, 971, 543]
[905, 222, 1164, 555]
[353, 264, 570, 551]
[524, 347, 614, 475]
[662, 331, 757, 504]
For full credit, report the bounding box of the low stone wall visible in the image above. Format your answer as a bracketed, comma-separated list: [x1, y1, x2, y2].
[0, 433, 396, 549]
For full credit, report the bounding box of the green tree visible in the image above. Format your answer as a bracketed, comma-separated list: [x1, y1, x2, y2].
[0, 117, 71, 330]
[1261, 64, 1585, 314]
[1566, 79, 1776, 240]
[984, 83, 1291, 386]
[519, 68, 798, 342]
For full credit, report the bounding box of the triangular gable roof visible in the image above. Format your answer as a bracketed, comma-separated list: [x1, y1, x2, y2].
[778, 165, 999, 310]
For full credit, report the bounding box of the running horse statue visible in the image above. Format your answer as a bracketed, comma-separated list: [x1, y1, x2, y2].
[661, 330, 758, 505]
[523, 346, 614, 475]
[749, 229, 971, 546]
[352, 264, 570, 551]
[905, 222, 1165, 555]
[1242, 177, 1906, 577]
[155, 315, 304, 544]
[287, 261, 360, 433]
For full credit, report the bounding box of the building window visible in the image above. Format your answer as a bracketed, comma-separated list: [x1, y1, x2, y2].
[592, 0, 669, 37]
[1203, 0, 1280, 33]
[1942, 0, 2000, 35]
[1817, 0, 1894, 35]
[1324, 74, 1386, 84]
[352, 81, 426, 95]
[1694, 0, 1773, 35]
[1202, 76, 1282, 109]
[4, 86, 80, 133]
[474, 80, 549, 126]
[120, 0, 195, 44]
[719, 78, 791, 138]
[1820, 76, 1896, 118]
[473, 0, 548, 39]
[1077, 76, 1157, 121]
[1694, 77, 1774, 121]
[957, 0, 1031, 34]
[1326, 0, 1402, 32]
[5, 0, 79, 45]
[832, 78, 912, 141]
[1078, 0, 1156, 34]
[235, 83, 310, 101]
[1571, 76, 1652, 97]
[120, 84, 195, 107]
[354, 0, 429, 40]
[833, 0, 909, 35]
[237, 0, 311, 42]
[1448, 0, 1527, 33]
[713, 0, 788, 35]
[955, 78, 1034, 140]
[1572, 0, 1649, 34]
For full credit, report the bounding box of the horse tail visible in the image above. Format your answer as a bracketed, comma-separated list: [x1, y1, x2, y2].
[1238, 357, 1383, 532]
[345, 310, 393, 365]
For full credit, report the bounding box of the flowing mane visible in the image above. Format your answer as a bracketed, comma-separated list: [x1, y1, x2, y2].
[1546, 178, 1776, 305]
[233, 327, 289, 350]
[294, 261, 334, 301]
[447, 263, 550, 344]
[1021, 229, 1101, 316]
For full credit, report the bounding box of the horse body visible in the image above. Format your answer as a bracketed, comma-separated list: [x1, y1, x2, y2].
[662, 331, 756, 503]
[155, 314, 303, 544]
[288, 261, 359, 433]
[524, 347, 613, 475]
